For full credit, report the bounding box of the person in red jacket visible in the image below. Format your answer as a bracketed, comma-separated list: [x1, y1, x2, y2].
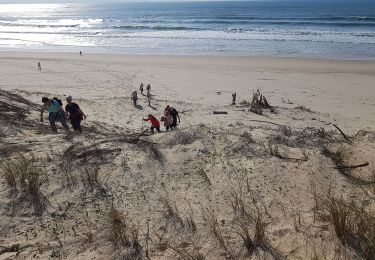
[143, 114, 160, 134]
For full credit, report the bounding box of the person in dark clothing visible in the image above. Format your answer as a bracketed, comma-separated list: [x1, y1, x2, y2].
[140, 83, 144, 95]
[65, 95, 86, 133]
[170, 107, 180, 130]
[143, 114, 160, 134]
[232, 92, 237, 105]
[131, 91, 138, 106]
[147, 92, 152, 107]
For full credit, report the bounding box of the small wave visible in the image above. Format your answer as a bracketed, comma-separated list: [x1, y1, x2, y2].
[113, 25, 199, 31]
[0, 18, 103, 29]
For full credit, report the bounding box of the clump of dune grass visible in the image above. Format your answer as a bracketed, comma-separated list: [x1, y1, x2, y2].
[315, 187, 375, 260]
[160, 197, 184, 228]
[80, 165, 107, 197]
[322, 146, 351, 174]
[168, 130, 200, 146]
[201, 207, 235, 258]
[108, 204, 143, 258]
[138, 140, 165, 164]
[236, 210, 267, 256]
[109, 205, 131, 248]
[326, 197, 375, 259]
[0, 154, 47, 214]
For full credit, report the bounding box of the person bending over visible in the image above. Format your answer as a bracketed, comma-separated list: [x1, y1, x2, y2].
[40, 97, 69, 133]
[143, 114, 160, 134]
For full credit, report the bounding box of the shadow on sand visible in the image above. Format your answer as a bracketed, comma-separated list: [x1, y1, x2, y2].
[135, 104, 143, 110]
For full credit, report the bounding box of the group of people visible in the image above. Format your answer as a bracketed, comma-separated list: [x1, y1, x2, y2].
[41, 82, 180, 135]
[40, 95, 86, 133]
[143, 105, 180, 134]
[41, 82, 239, 134]
[132, 83, 153, 107]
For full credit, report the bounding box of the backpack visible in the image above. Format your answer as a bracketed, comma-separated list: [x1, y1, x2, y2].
[52, 97, 63, 106]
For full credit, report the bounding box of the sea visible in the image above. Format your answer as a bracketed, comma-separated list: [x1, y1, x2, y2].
[0, 1, 375, 59]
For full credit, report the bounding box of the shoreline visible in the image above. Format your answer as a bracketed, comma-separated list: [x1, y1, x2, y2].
[1, 49, 375, 62]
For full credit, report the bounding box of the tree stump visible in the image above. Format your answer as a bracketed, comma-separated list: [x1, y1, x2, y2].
[249, 90, 272, 115]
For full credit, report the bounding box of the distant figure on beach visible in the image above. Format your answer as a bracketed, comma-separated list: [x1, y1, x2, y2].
[146, 84, 151, 94]
[163, 105, 173, 131]
[79, 51, 82, 56]
[143, 114, 160, 134]
[170, 107, 180, 130]
[65, 95, 86, 133]
[232, 92, 237, 105]
[147, 92, 152, 107]
[40, 97, 69, 133]
[140, 83, 144, 95]
[38, 62, 41, 71]
[131, 91, 138, 106]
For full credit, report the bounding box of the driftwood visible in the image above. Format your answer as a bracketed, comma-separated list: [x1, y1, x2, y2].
[250, 90, 273, 115]
[245, 119, 281, 126]
[333, 124, 352, 144]
[335, 162, 369, 170]
[213, 111, 228, 115]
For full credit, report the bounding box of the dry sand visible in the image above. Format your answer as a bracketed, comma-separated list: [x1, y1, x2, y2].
[0, 52, 375, 259]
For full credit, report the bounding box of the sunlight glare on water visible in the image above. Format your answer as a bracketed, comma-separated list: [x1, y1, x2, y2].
[0, 2, 374, 58]
[0, 4, 69, 17]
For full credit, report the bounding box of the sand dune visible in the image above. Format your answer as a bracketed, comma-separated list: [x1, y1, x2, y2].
[0, 52, 375, 259]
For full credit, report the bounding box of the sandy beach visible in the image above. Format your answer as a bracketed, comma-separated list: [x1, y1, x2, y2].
[1, 52, 375, 131]
[1, 52, 375, 259]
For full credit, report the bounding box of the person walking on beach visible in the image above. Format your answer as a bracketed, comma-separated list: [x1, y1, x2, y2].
[163, 105, 173, 131]
[131, 91, 138, 106]
[65, 95, 86, 133]
[143, 114, 160, 134]
[38, 62, 41, 71]
[40, 97, 69, 133]
[170, 107, 180, 130]
[146, 84, 151, 95]
[147, 92, 152, 107]
[232, 92, 237, 105]
[140, 83, 144, 95]
[79, 51, 82, 56]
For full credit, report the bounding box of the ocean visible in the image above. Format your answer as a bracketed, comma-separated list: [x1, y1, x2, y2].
[0, 1, 375, 59]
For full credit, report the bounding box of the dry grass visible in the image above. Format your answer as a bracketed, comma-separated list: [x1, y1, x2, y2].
[81, 165, 100, 191]
[168, 130, 200, 146]
[0, 154, 47, 215]
[108, 205, 131, 248]
[138, 140, 165, 164]
[60, 161, 77, 190]
[107, 204, 143, 258]
[236, 211, 267, 257]
[327, 197, 352, 242]
[327, 198, 375, 259]
[0, 154, 42, 196]
[315, 188, 375, 260]
[160, 197, 184, 228]
[322, 146, 351, 174]
[279, 125, 293, 137]
[201, 207, 234, 258]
